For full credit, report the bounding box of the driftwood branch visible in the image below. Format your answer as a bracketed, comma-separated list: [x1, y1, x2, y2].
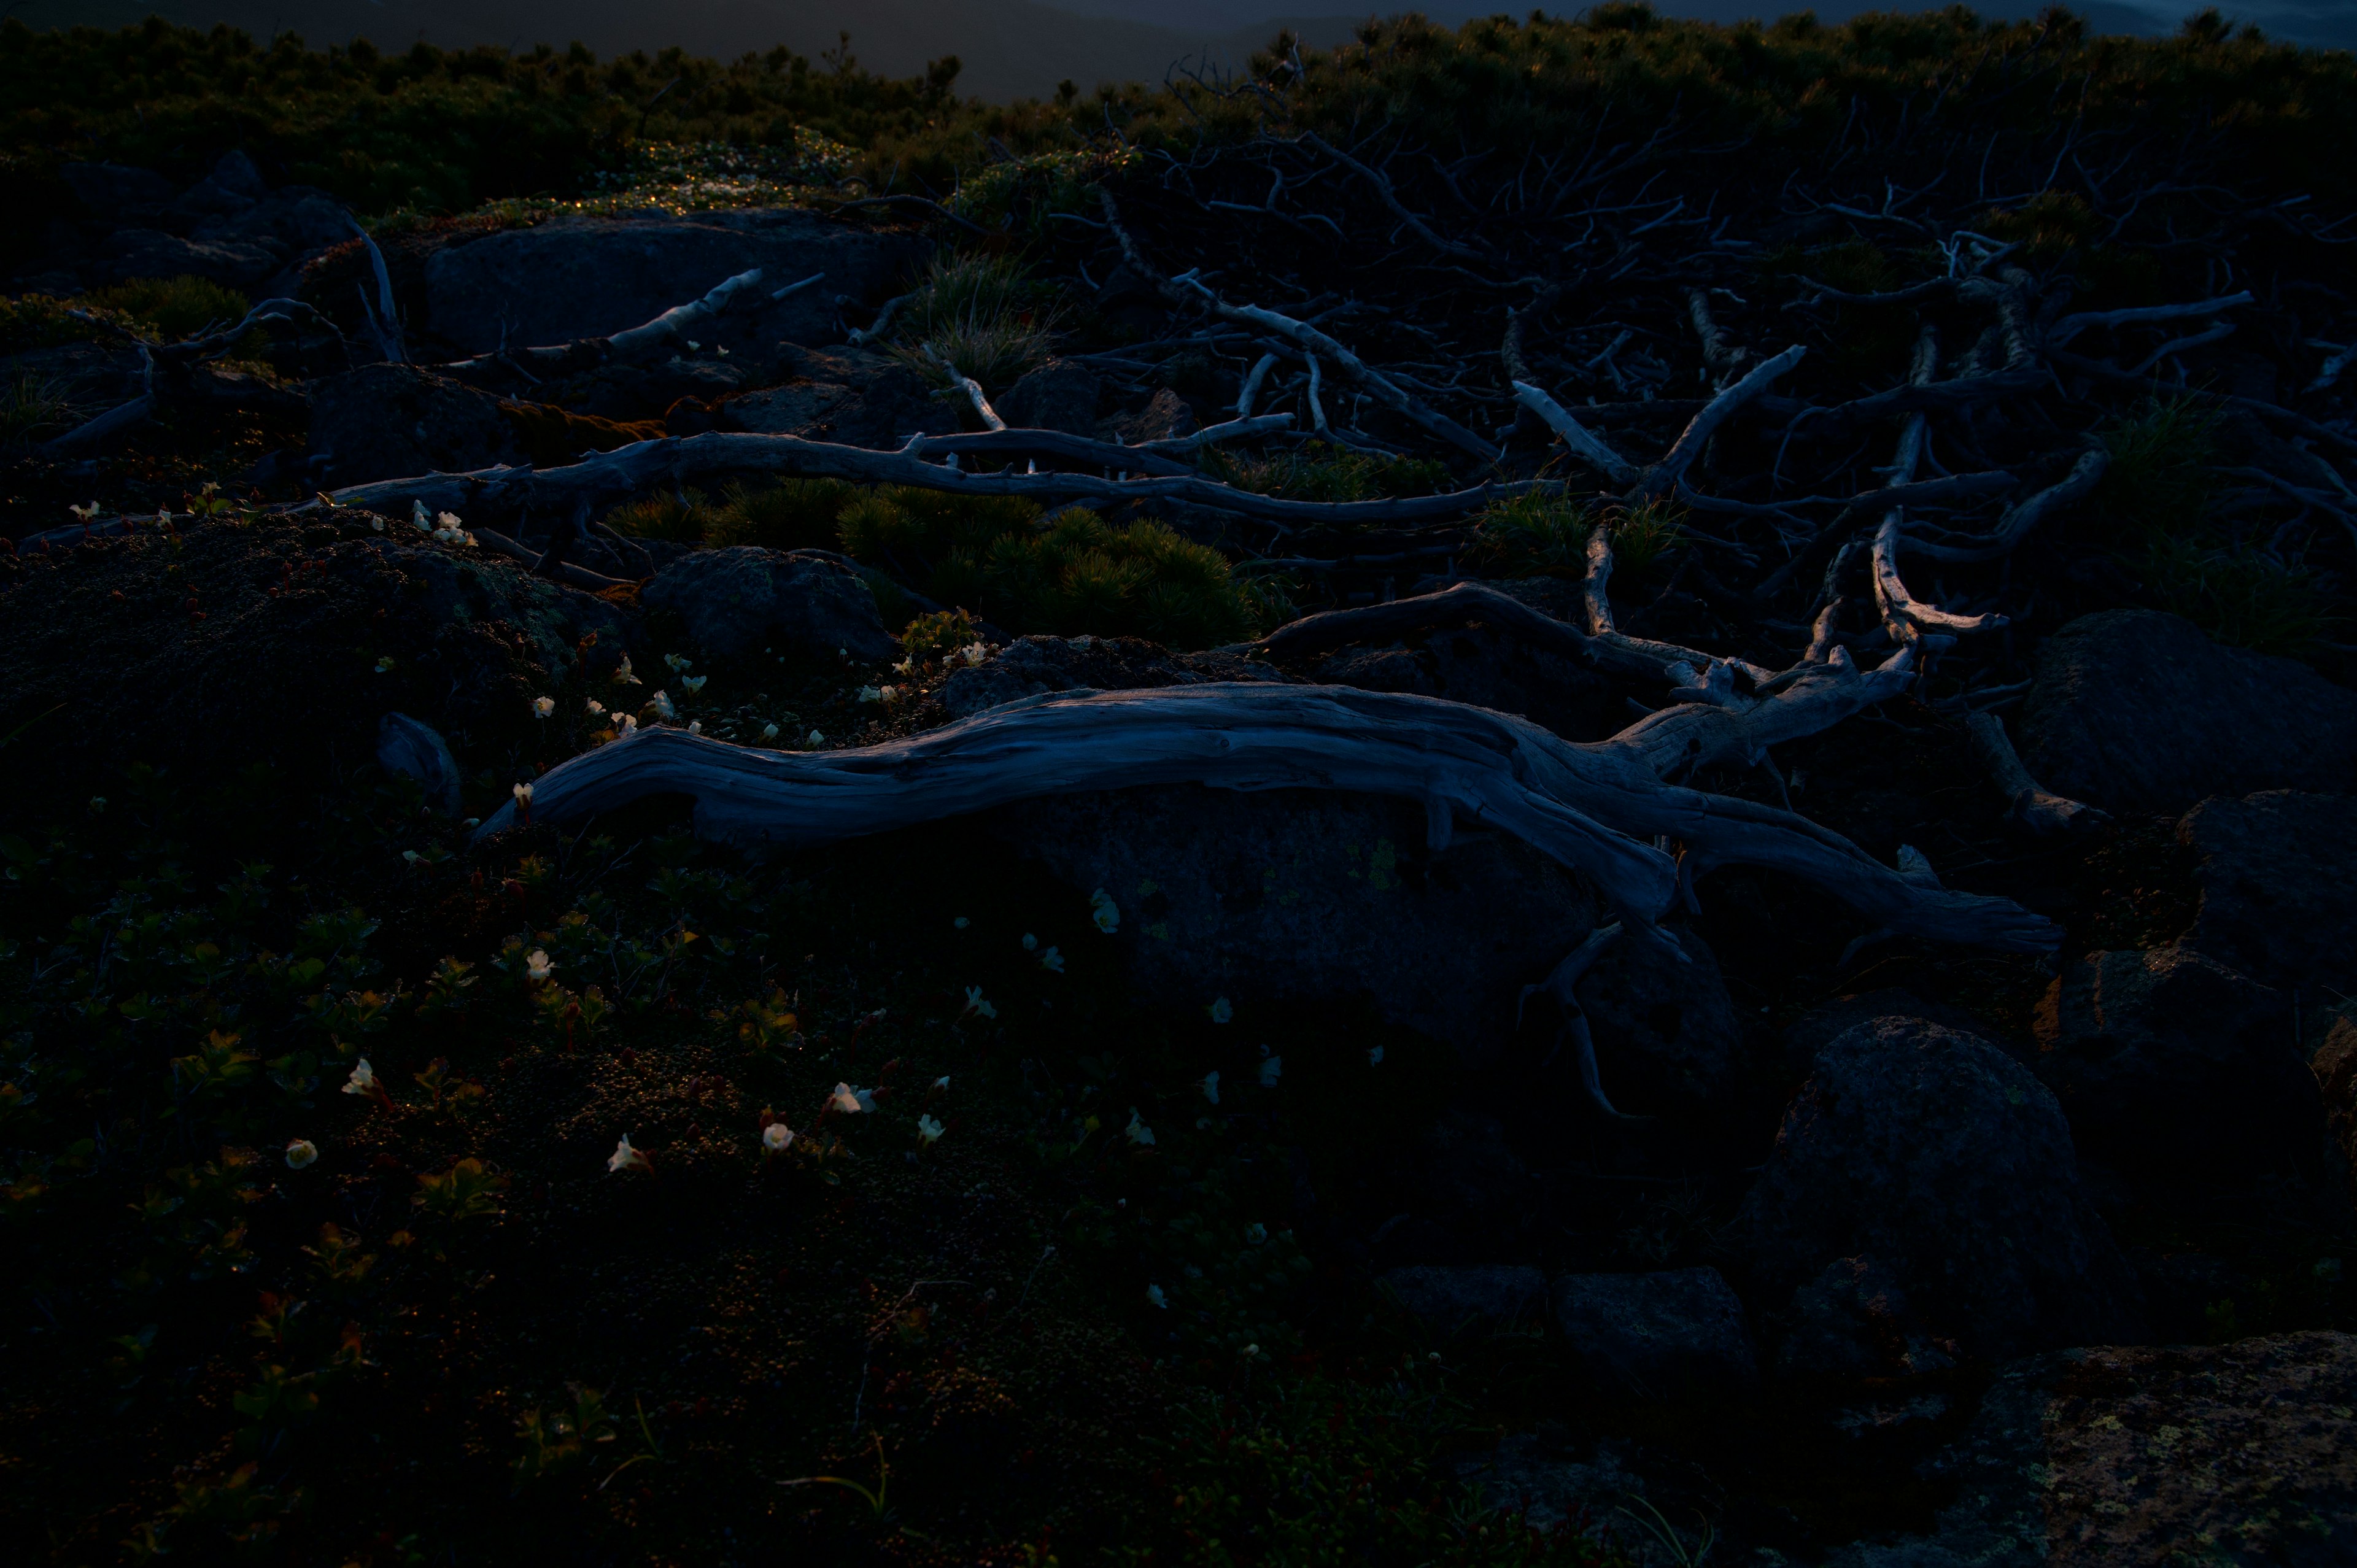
[311, 430, 1557, 530]
[470, 687, 2059, 956]
[1635, 344, 1806, 496]
[1965, 711, 2111, 836]
[1511, 380, 1638, 485]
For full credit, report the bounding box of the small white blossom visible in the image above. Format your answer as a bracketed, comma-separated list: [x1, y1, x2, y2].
[526, 949, 555, 983]
[68, 501, 99, 522]
[1209, 997, 1233, 1025]
[1089, 889, 1120, 934]
[1039, 946, 1064, 973]
[687, 720, 702, 735]
[857, 686, 883, 704]
[1244, 1222, 1267, 1245]
[761, 722, 779, 740]
[665, 653, 692, 673]
[916, 1114, 945, 1145]
[608, 1134, 650, 1173]
[932, 1076, 950, 1090]
[828, 1083, 874, 1114]
[284, 1138, 319, 1170]
[1021, 933, 1038, 952]
[961, 986, 997, 1021]
[619, 714, 638, 734]
[681, 674, 707, 693]
[401, 849, 422, 865]
[1259, 1056, 1283, 1088]
[684, 339, 701, 351]
[341, 1059, 376, 1096]
[1145, 1283, 1168, 1309]
[1368, 1045, 1385, 1065]
[1200, 1071, 1220, 1105]
[806, 729, 824, 747]
[532, 695, 555, 718]
[648, 690, 676, 720]
[513, 781, 534, 806]
[614, 656, 641, 685]
[411, 499, 432, 531]
[586, 699, 606, 716]
[959, 642, 988, 666]
[1124, 1109, 1155, 1147]
[762, 1122, 795, 1153]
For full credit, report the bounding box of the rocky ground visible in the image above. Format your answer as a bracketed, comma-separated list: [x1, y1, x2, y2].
[2, 131, 2355, 1567]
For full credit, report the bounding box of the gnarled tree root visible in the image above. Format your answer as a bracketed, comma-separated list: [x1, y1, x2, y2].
[473, 684, 2059, 955]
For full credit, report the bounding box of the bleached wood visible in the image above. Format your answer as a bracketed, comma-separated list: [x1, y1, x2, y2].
[1965, 711, 2111, 836]
[1511, 380, 1638, 485]
[471, 685, 2058, 955]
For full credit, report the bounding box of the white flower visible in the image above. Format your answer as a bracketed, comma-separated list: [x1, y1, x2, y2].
[1145, 1283, 1168, 1309]
[857, 686, 883, 704]
[762, 1121, 794, 1153]
[1245, 1222, 1268, 1245]
[1039, 946, 1064, 973]
[401, 849, 422, 865]
[828, 1083, 873, 1114]
[1089, 889, 1120, 934]
[411, 499, 431, 531]
[284, 1138, 319, 1169]
[1124, 1109, 1155, 1146]
[684, 339, 701, 351]
[961, 986, 997, 1021]
[716, 345, 730, 357]
[806, 730, 824, 747]
[1021, 933, 1038, 951]
[665, 653, 692, 673]
[532, 695, 555, 719]
[687, 720, 702, 735]
[878, 684, 901, 703]
[1209, 997, 1233, 1025]
[341, 1059, 376, 1095]
[761, 722, 780, 740]
[1200, 1071, 1220, 1105]
[681, 674, 707, 693]
[526, 949, 555, 983]
[959, 642, 988, 666]
[1258, 1056, 1283, 1088]
[608, 1134, 650, 1173]
[932, 1076, 950, 1090]
[68, 501, 98, 522]
[916, 1114, 945, 1145]
[648, 690, 676, 720]
[614, 656, 641, 685]
[1368, 1045, 1385, 1065]
[893, 657, 915, 675]
[619, 714, 638, 734]
[513, 781, 534, 806]
[586, 699, 606, 716]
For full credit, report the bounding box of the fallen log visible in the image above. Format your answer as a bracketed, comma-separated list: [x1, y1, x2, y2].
[471, 684, 2059, 956]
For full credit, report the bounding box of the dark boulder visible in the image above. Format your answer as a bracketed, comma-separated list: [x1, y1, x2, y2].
[1574, 925, 1751, 1117]
[308, 364, 528, 486]
[1378, 1265, 1549, 1333]
[377, 712, 463, 816]
[2178, 790, 2357, 1000]
[1781, 988, 1992, 1083]
[720, 345, 953, 447]
[985, 782, 1610, 1061]
[168, 150, 267, 220]
[2015, 610, 2357, 814]
[996, 360, 1101, 435]
[60, 162, 177, 222]
[1551, 1267, 1759, 1399]
[1101, 387, 1196, 445]
[0, 517, 630, 810]
[1773, 1254, 1956, 1381]
[1735, 1016, 2141, 1362]
[93, 228, 280, 290]
[2030, 945, 2329, 1199]
[1825, 1332, 2357, 1567]
[420, 210, 925, 354]
[2318, 1017, 2357, 1194]
[640, 546, 897, 663]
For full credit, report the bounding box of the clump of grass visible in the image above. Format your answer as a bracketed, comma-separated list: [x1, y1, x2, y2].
[1199, 440, 1449, 504]
[0, 293, 137, 352]
[0, 370, 74, 447]
[1606, 498, 1685, 576]
[889, 252, 1061, 393]
[82, 274, 252, 342]
[2139, 534, 2330, 657]
[2095, 396, 2221, 536]
[952, 510, 1258, 648]
[1465, 492, 1593, 577]
[603, 490, 713, 542]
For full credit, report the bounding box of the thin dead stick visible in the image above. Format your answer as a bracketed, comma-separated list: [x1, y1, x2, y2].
[1965, 711, 2110, 836]
[1633, 344, 1806, 497]
[1511, 380, 1638, 485]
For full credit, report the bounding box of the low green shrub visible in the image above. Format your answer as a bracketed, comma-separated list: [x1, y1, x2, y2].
[82, 276, 252, 342]
[1199, 440, 1450, 504]
[888, 251, 1062, 393]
